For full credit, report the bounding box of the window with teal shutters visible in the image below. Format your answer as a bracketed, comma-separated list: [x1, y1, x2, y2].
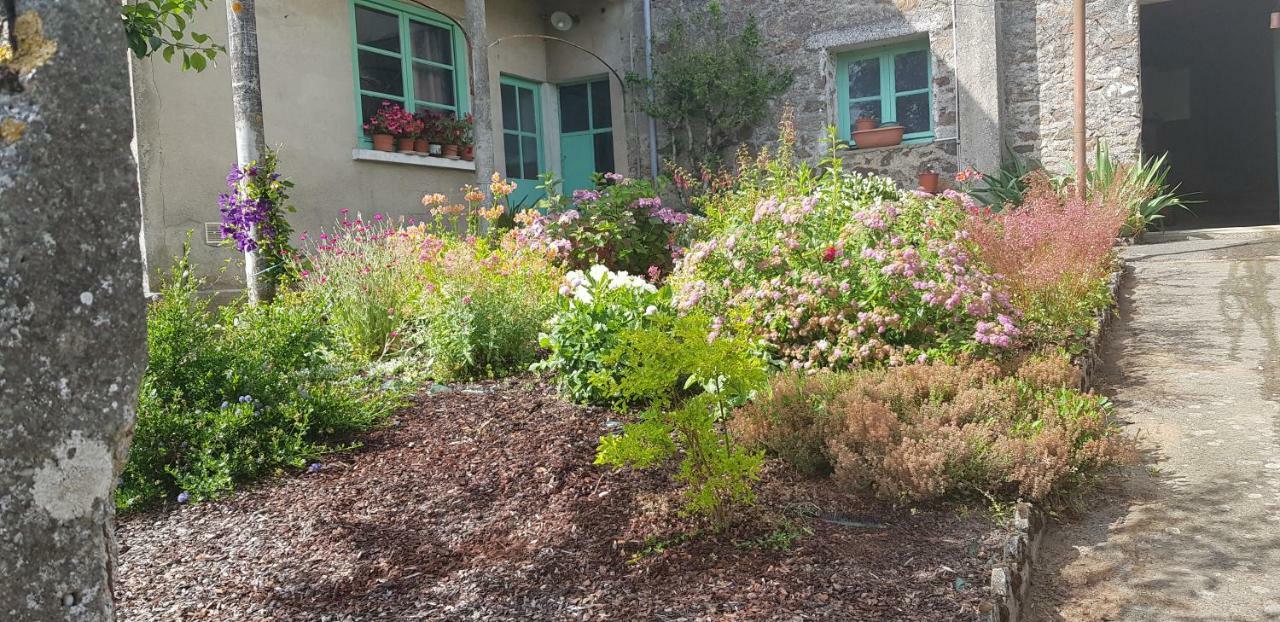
[350, 0, 470, 146]
[836, 40, 933, 145]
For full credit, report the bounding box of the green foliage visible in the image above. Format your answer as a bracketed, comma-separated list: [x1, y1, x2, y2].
[534, 265, 668, 405]
[122, 0, 223, 71]
[410, 238, 561, 381]
[632, 1, 794, 167]
[971, 150, 1041, 209]
[120, 245, 399, 510]
[1087, 143, 1196, 236]
[594, 313, 768, 526]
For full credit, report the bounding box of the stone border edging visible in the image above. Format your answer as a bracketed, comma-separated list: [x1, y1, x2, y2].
[980, 260, 1125, 622]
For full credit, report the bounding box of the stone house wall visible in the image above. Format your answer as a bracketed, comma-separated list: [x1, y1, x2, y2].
[645, 0, 1143, 187]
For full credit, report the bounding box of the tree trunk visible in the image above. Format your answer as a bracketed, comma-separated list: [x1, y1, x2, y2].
[465, 0, 493, 190]
[0, 2, 147, 620]
[226, 0, 267, 304]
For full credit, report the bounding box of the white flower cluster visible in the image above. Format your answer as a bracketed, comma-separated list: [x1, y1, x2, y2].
[559, 265, 656, 304]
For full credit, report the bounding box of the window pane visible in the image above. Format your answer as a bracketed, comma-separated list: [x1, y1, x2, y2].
[356, 6, 400, 52]
[410, 20, 452, 64]
[358, 50, 403, 95]
[848, 58, 880, 99]
[521, 136, 539, 179]
[560, 83, 590, 133]
[414, 64, 454, 106]
[848, 100, 879, 129]
[594, 131, 615, 174]
[518, 87, 536, 133]
[895, 49, 928, 92]
[896, 92, 930, 135]
[504, 133, 522, 178]
[590, 81, 612, 129]
[501, 84, 518, 130]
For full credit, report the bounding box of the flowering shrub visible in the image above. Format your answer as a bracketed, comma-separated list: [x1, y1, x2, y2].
[218, 148, 298, 289]
[672, 148, 1017, 372]
[534, 265, 669, 405]
[300, 211, 424, 360]
[510, 174, 686, 278]
[363, 101, 421, 137]
[733, 357, 1135, 503]
[121, 247, 399, 509]
[409, 235, 561, 381]
[965, 173, 1124, 350]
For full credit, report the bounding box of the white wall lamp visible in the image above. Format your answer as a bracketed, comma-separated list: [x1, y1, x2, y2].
[549, 11, 576, 32]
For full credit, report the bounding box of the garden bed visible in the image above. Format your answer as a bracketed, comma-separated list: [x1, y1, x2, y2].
[115, 377, 1003, 621]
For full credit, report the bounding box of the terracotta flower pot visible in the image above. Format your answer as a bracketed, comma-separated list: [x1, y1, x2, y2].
[414, 138, 429, 154]
[462, 145, 474, 161]
[442, 144, 460, 160]
[371, 133, 395, 152]
[918, 171, 940, 194]
[851, 124, 905, 149]
[854, 117, 879, 132]
[397, 137, 416, 153]
[428, 143, 443, 157]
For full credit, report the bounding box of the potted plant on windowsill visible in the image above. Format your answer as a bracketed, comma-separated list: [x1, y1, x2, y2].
[851, 122, 905, 149]
[398, 114, 424, 155]
[854, 113, 879, 132]
[364, 100, 408, 152]
[460, 113, 475, 161]
[440, 113, 464, 160]
[417, 110, 442, 156]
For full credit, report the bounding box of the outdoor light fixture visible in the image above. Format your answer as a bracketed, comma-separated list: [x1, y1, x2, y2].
[550, 11, 575, 32]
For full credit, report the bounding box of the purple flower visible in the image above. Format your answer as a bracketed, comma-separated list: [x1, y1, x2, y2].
[307, 462, 323, 474]
[177, 491, 190, 504]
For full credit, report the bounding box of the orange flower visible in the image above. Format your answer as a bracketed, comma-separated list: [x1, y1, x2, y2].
[489, 172, 518, 198]
[513, 209, 541, 226]
[422, 192, 449, 207]
[462, 184, 486, 204]
[479, 205, 505, 222]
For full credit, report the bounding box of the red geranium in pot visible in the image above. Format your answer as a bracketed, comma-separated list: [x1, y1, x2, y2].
[364, 101, 416, 153]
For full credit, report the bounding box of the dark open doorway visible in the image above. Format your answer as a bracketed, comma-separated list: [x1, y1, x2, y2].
[1140, 0, 1280, 229]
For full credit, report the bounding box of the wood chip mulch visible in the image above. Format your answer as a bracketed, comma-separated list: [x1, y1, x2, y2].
[114, 376, 1003, 621]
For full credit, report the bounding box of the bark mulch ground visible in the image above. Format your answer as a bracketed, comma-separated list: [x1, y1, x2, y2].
[115, 376, 1004, 621]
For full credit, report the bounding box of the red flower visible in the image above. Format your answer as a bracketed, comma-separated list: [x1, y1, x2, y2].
[822, 246, 838, 262]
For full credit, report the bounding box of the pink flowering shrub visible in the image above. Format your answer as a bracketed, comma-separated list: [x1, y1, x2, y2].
[671, 150, 1018, 371]
[510, 174, 687, 279]
[965, 173, 1124, 349]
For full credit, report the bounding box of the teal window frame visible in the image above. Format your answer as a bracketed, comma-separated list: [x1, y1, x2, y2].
[836, 40, 934, 146]
[500, 74, 544, 179]
[349, 0, 471, 147]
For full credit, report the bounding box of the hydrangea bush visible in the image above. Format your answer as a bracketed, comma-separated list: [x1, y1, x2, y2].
[534, 265, 670, 405]
[671, 149, 1018, 372]
[511, 173, 687, 279]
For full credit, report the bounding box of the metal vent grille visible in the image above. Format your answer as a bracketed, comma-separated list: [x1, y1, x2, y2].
[204, 222, 223, 247]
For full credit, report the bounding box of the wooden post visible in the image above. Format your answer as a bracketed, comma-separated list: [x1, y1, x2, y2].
[1073, 0, 1088, 198]
[466, 0, 494, 190]
[227, 0, 266, 304]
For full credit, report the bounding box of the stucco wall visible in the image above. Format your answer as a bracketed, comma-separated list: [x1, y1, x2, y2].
[133, 0, 551, 288]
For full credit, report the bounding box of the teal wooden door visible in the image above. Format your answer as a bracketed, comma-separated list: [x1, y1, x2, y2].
[500, 76, 544, 208]
[558, 79, 615, 195]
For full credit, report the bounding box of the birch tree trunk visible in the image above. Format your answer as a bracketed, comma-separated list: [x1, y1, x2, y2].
[0, 2, 147, 620]
[226, 0, 267, 304]
[465, 0, 493, 188]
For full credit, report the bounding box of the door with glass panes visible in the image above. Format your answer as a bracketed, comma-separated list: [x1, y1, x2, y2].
[500, 76, 544, 208]
[558, 79, 614, 194]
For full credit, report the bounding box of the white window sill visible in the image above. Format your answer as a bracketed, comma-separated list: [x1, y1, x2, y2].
[351, 149, 476, 171]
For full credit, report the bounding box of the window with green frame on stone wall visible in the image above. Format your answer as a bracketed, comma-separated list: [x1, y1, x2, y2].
[836, 40, 933, 145]
[350, 0, 471, 146]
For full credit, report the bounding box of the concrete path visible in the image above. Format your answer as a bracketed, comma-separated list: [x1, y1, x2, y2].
[1031, 227, 1280, 622]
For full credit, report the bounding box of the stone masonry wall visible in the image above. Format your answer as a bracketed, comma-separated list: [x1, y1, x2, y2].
[646, 0, 961, 183]
[1000, 0, 1142, 172]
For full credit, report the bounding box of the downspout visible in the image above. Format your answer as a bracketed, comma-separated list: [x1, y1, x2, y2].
[1073, 0, 1087, 197]
[644, 0, 659, 179]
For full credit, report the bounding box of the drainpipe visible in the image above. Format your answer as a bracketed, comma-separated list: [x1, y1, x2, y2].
[1073, 0, 1087, 198]
[644, 0, 659, 179]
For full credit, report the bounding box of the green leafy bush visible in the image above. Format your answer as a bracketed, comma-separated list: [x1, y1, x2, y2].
[121, 250, 399, 510]
[1087, 143, 1195, 237]
[595, 313, 768, 526]
[672, 136, 1018, 372]
[534, 265, 668, 405]
[733, 357, 1134, 503]
[411, 237, 561, 381]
